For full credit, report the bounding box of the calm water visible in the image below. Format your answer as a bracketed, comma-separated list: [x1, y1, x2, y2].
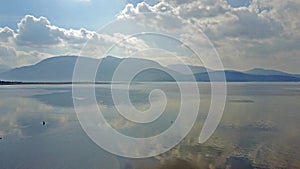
[0, 83, 300, 169]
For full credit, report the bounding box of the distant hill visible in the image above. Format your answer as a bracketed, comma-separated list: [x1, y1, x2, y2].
[246, 68, 289, 76]
[167, 64, 210, 74]
[0, 56, 178, 82]
[0, 56, 299, 82]
[195, 70, 300, 82]
[245, 68, 300, 79]
[95, 56, 177, 82]
[0, 64, 11, 74]
[0, 56, 81, 82]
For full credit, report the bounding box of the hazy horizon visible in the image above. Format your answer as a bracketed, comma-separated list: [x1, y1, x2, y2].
[1, 55, 299, 75]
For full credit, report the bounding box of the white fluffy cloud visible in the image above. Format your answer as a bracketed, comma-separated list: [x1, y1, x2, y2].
[117, 0, 300, 73]
[205, 9, 283, 39]
[0, 27, 15, 42]
[119, 0, 284, 40]
[0, 0, 299, 73]
[14, 15, 148, 49]
[16, 15, 63, 46]
[119, 1, 174, 18]
[0, 15, 149, 67]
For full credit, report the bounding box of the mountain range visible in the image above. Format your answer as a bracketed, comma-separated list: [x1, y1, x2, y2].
[0, 55, 299, 82]
[0, 64, 11, 74]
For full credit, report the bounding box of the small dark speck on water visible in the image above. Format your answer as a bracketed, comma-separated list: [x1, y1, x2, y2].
[42, 121, 46, 125]
[171, 121, 173, 124]
[0, 137, 2, 140]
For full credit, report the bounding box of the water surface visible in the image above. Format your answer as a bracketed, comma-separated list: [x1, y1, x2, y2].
[0, 83, 299, 169]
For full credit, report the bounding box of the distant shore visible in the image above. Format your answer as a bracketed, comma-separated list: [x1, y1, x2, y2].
[0, 80, 299, 85]
[0, 81, 114, 85]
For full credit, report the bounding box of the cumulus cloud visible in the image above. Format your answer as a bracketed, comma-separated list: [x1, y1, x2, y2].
[0, 0, 299, 73]
[0, 45, 17, 66]
[0, 15, 150, 67]
[173, 0, 229, 18]
[116, 0, 300, 73]
[205, 9, 283, 39]
[15, 15, 98, 47]
[119, 2, 154, 19]
[16, 15, 62, 46]
[12, 15, 149, 54]
[119, 0, 283, 40]
[119, 1, 174, 18]
[0, 27, 15, 42]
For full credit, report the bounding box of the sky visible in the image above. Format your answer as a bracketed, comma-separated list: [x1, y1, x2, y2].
[0, 0, 299, 73]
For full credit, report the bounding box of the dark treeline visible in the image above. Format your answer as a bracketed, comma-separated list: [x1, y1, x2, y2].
[0, 81, 23, 85]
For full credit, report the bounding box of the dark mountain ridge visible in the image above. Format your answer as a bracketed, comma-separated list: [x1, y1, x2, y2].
[0, 55, 299, 82]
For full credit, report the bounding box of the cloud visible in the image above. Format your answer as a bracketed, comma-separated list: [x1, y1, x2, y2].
[0, 1, 299, 73]
[0, 45, 17, 66]
[13, 15, 149, 53]
[0, 45, 16, 58]
[0, 44, 52, 67]
[0, 27, 15, 42]
[173, 0, 229, 18]
[119, 1, 174, 18]
[15, 15, 100, 47]
[205, 9, 283, 39]
[0, 15, 151, 67]
[16, 15, 63, 46]
[227, 0, 252, 8]
[121, 0, 283, 40]
[116, 0, 300, 73]
[80, 32, 149, 57]
[119, 2, 152, 18]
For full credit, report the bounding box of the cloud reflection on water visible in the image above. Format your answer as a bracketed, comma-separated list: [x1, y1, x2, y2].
[0, 83, 300, 168]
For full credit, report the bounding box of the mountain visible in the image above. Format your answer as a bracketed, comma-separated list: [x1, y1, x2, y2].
[0, 56, 81, 82]
[245, 68, 289, 76]
[95, 56, 177, 82]
[245, 68, 300, 79]
[167, 64, 210, 74]
[0, 56, 299, 82]
[195, 70, 300, 82]
[0, 64, 11, 74]
[0, 56, 178, 82]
